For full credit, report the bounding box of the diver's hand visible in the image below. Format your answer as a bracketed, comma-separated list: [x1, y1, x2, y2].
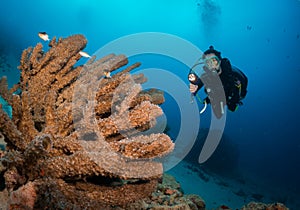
[189, 83, 198, 94]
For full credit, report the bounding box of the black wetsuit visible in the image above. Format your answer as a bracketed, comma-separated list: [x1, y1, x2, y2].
[190, 58, 247, 115]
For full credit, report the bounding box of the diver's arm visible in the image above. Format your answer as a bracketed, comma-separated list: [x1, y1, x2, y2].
[188, 72, 204, 95]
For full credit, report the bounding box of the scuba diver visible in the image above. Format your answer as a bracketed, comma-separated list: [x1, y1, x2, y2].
[188, 46, 248, 118]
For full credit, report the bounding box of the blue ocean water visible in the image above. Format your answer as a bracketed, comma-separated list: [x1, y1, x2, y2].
[1, 0, 300, 209]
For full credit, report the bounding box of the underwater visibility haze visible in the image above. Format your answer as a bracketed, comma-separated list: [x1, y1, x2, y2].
[0, 0, 300, 209]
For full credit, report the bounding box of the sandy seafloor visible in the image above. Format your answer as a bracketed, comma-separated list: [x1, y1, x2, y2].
[168, 160, 300, 210]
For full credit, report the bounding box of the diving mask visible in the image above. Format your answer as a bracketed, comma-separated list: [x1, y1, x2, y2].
[204, 56, 221, 72]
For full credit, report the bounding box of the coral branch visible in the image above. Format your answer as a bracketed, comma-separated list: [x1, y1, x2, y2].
[8, 181, 37, 209]
[110, 133, 174, 159]
[0, 77, 9, 103]
[0, 108, 25, 150]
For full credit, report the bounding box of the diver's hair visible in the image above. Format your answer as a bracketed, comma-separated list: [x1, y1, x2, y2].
[204, 45, 222, 60]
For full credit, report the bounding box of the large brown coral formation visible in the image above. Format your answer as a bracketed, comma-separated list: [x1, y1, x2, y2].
[0, 34, 174, 208]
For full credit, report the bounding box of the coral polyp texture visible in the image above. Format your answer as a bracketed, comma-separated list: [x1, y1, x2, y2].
[0, 34, 175, 209]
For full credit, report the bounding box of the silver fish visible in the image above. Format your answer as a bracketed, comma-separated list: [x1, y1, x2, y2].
[79, 51, 91, 58]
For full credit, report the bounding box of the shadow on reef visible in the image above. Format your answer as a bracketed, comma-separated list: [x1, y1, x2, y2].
[184, 128, 241, 179]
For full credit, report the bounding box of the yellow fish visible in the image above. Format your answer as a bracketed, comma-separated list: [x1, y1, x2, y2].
[38, 32, 50, 41]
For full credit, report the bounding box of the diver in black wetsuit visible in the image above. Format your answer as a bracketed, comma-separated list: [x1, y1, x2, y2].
[188, 46, 248, 118]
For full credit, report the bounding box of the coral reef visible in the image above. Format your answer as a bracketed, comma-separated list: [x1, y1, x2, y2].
[0, 131, 5, 151]
[0, 34, 174, 209]
[241, 201, 289, 210]
[125, 174, 206, 210]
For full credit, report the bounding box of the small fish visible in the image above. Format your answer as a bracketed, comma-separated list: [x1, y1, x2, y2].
[103, 69, 111, 79]
[79, 51, 91, 58]
[38, 32, 50, 41]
